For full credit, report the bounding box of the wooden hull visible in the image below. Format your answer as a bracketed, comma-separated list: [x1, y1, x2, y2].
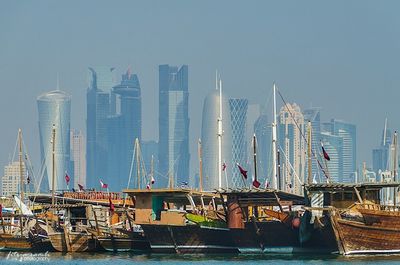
[48, 231, 102, 252]
[358, 208, 400, 228]
[141, 224, 238, 254]
[331, 213, 400, 255]
[98, 231, 150, 252]
[0, 233, 32, 251]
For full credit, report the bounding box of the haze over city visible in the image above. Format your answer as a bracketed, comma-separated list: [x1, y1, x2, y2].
[1, 0, 400, 185]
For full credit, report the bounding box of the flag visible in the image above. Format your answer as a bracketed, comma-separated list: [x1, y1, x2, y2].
[265, 181, 269, 188]
[222, 162, 227, 171]
[146, 184, 151, 190]
[109, 197, 115, 212]
[100, 180, 108, 189]
[252, 179, 261, 188]
[321, 142, 331, 161]
[151, 176, 155, 185]
[237, 164, 248, 179]
[65, 173, 70, 185]
[78, 184, 84, 191]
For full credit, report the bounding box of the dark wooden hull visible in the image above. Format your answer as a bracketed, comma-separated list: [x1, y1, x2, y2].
[98, 231, 150, 252]
[230, 221, 300, 253]
[141, 224, 238, 254]
[0, 233, 32, 251]
[331, 214, 400, 255]
[48, 231, 102, 252]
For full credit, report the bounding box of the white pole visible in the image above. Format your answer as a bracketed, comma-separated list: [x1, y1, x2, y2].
[217, 77, 223, 190]
[271, 83, 278, 190]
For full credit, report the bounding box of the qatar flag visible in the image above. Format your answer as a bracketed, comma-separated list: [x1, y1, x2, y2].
[65, 173, 70, 185]
[252, 179, 261, 188]
[321, 142, 331, 161]
[237, 164, 248, 179]
[78, 184, 84, 191]
[151, 176, 155, 185]
[100, 180, 108, 189]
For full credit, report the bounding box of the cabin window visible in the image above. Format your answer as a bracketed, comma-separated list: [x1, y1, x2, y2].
[344, 192, 353, 201]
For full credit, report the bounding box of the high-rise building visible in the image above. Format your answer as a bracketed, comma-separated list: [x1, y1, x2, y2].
[70, 129, 86, 189]
[303, 107, 322, 179]
[1, 162, 26, 197]
[320, 132, 343, 183]
[254, 109, 271, 184]
[372, 120, 391, 180]
[278, 103, 305, 194]
[37, 90, 71, 191]
[86, 67, 115, 189]
[229, 98, 249, 188]
[201, 89, 232, 191]
[322, 119, 357, 183]
[107, 69, 142, 190]
[158, 65, 190, 188]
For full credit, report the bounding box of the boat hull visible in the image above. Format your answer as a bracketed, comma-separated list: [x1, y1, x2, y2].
[0, 233, 32, 251]
[49, 232, 101, 252]
[331, 214, 400, 255]
[98, 231, 150, 252]
[141, 224, 238, 254]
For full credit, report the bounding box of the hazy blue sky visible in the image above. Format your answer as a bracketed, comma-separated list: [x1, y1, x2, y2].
[1, 0, 400, 178]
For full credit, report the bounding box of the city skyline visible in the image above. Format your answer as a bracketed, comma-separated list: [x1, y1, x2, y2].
[2, 1, 400, 186]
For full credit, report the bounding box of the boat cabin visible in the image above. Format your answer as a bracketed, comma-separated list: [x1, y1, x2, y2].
[218, 188, 305, 229]
[124, 188, 224, 226]
[304, 183, 400, 209]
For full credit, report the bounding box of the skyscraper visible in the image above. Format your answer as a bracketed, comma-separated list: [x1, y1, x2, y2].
[322, 119, 357, 183]
[37, 90, 71, 191]
[107, 69, 142, 190]
[201, 89, 232, 191]
[229, 98, 249, 188]
[278, 103, 305, 194]
[320, 132, 343, 182]
[1, 162, 26, 197]
[86, 67, 115, 189]
[158, 65, 190, 188]
[70, 129, 86, 189]
[254, 109, 271, 184]
[372, 119, 391, 180]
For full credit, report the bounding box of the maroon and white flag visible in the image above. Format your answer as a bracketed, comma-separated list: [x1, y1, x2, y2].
[237, 163, 248, 179]
[100, 180, 108, 189]
[321, 142, 331, 161]
[65, 173, 70, 185]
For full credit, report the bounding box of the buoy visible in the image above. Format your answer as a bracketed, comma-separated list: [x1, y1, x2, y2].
[292, 217, 301, 228]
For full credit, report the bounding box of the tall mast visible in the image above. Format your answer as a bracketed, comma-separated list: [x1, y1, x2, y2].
[18, 129, 24, 203]
[135, 138, 141, 189]
[271, 83, 278, 189]
[198, 139, 203, 192]
[383, 118, 388, 146]
[253, 134, 258, 186]
[217, 76, 223, 190]
[51, 124, 56, 207]
[307, 121, 312, 184]
[151, 154, 154, 185]
[393, 131, 398, 206]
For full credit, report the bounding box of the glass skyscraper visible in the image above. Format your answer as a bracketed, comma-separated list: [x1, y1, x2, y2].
[37, 90, 71, 191]
[108, 69, 142, 190]
[322, 119, 356, 183]
[229, 98, 248, 188]
[158, 65, 190, 188]
[201, 89, 232, 191]
[86, 67, 115, 189]
[254, 110, 271, 185]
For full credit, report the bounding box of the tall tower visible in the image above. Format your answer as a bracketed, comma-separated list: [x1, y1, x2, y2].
[278, 103, 305, 194]
[37, 90, 71, 191]
[201, 89, 232, 191]
[323, 119, 357, 183]
[254, 107, 271, 183]
[70, 129, 86, 189]
[158, 65, 190, 188]
[86, 67, 115, 189]
[108, 69, 142, 190]
[229, 98, 248, 188]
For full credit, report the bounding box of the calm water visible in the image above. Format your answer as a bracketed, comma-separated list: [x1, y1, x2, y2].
[1, 252, 400, 265]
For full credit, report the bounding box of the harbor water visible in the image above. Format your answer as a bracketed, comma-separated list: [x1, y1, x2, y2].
[1, 252, 400, 265]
